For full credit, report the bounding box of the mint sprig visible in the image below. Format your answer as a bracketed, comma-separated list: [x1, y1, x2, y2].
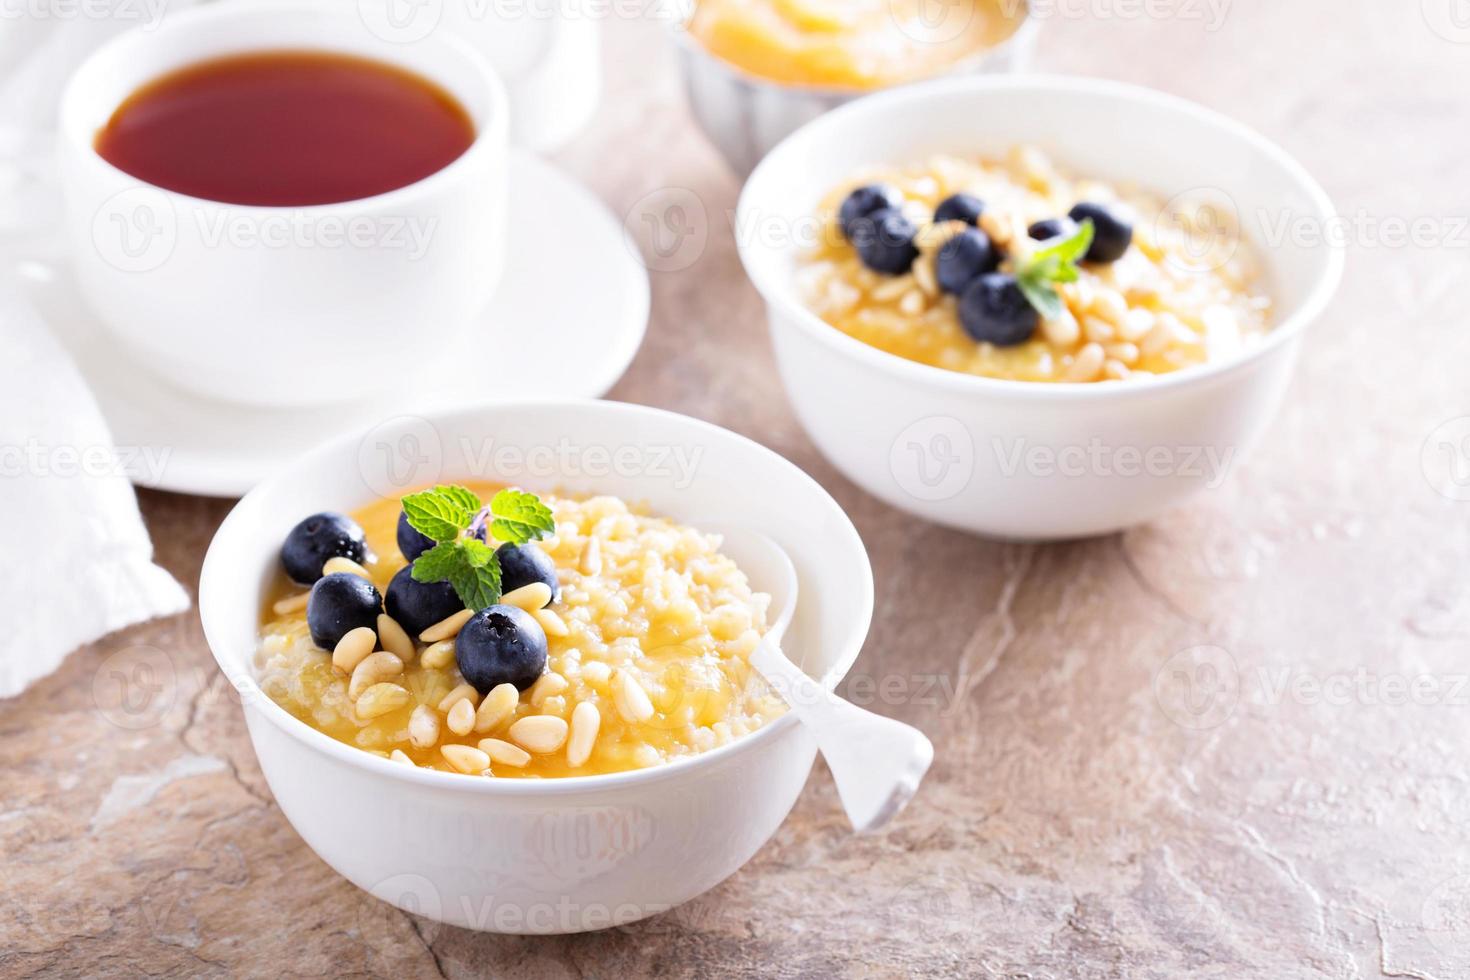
[1015, 219, 1094, 321]
[403, 485, 554, 610]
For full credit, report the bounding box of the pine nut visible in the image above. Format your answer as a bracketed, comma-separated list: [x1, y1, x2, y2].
[1040, 308, 1081, 347]
[1104, 342, 1140, 364]
[376, 614, 414, 662]
[581, 661, 611, 687]
[1064, 343, 1106, 382]
[446, 697, 475, 736]
[502, 582, 551, 612]
[567, 702, 600, 768]
[870, 274, 913, 302]
[1069, 277, 1095, 311]
[1091, 288, 1128, 326]
[529, 672, 569, 707]
[1081, 315, 1115, 344]
[356, 683, 411, 719]
[978, 209, 1011, 246]
[578, 537, 602, 576]
[437, 683, 479, 712]
[322, 556, 373, 580]
[420, 608, 473, 643]
[272, 592, 309, 616]
[409, 704, 440, 749]
[532, 607, 569, 637]
[421, 639, 456, 670]
[441, 744, 490, 774]
[348, 651, 404, 700]
[915, 219, 966, 253]
[474, 683, 520, 733]
[331, 626, 377, 673]
[912, 255, 938, 296]
[477, 738, 531, 767]
[613, 670, 655, 723]
[1139, 318, 1175, 357]
[389, 749, 414, 766]
[1118, 308, 1155, 342]
[1103, 359, 1131, 380]
[508, 715, 569, 754]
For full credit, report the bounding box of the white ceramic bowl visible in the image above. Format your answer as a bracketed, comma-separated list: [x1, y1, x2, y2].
[674, 6, 1038, 176]
[738, 75, 1344, 540]
[59, 1, 509, 407]
[199, 400, 873, 934]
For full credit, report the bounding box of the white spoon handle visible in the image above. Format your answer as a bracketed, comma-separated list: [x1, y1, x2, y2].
[751, 641, 934, 833]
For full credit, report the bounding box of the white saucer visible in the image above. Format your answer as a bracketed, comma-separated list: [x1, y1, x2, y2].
[12, 151, 649, 497]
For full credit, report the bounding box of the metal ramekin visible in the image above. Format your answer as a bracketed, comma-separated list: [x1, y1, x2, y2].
[674, 4, 1039, 177]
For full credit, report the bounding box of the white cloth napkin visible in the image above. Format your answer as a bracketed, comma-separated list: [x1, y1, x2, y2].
[0, 284, 189, 698]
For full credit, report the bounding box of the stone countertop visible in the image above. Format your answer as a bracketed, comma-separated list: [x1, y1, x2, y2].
[5, 2, 1469, 976]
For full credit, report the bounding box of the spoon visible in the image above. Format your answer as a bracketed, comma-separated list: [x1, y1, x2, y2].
[707, 524, 934, 833]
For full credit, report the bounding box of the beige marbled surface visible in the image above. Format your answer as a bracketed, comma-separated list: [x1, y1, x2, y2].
[6, 1, 1470, 976]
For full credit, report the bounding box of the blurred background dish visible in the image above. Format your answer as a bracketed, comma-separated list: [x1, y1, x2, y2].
[675, 0, 1038, 176]
[355, 0, 602, 153]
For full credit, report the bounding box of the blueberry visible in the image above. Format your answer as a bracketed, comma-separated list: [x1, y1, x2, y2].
[851, 208, 919, 275]
[837, 183, 903, 240]
[1027, 216, 1078, 242]
[958, 273, 1038, 346]
[933, 193, 984, 226]
[396, 509, 436, 562]
[456, 605, 548, 694]
[935, 227, 999, 295]
[385, 565, 464, 637]
[495, 542, 559, 605]
[306, 572, 382, 650]
[280, 512, 370, 586]
[1068, 202, 1133, 263]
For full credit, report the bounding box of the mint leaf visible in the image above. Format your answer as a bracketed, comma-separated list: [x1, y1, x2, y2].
[410, 541, 462, 584]
[488, 489, 554, 546]
[1016, 273, 1065, 321]
[1013, 219, 1094, 322]
[402, 484, 480, 543]
[410, 538, 499, 609]
[1031, 218, 1094, 269]
[459, 536, 496, 567]
[449, 557, 500, 610]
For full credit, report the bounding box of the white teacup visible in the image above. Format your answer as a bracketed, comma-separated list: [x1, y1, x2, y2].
[58, 1, 509, 407]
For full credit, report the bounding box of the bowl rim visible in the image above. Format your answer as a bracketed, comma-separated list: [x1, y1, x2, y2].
[199, 398, 875, 797]
[736, 73, 1345, 401]
[59, 0, 510, 215]
[670, 0, 1040, 99]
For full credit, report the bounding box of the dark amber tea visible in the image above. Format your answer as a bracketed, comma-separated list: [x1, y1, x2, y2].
[95, 51, 476, 206]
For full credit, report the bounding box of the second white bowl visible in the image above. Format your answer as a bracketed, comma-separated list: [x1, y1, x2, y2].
[738, 75, 1343, 539]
